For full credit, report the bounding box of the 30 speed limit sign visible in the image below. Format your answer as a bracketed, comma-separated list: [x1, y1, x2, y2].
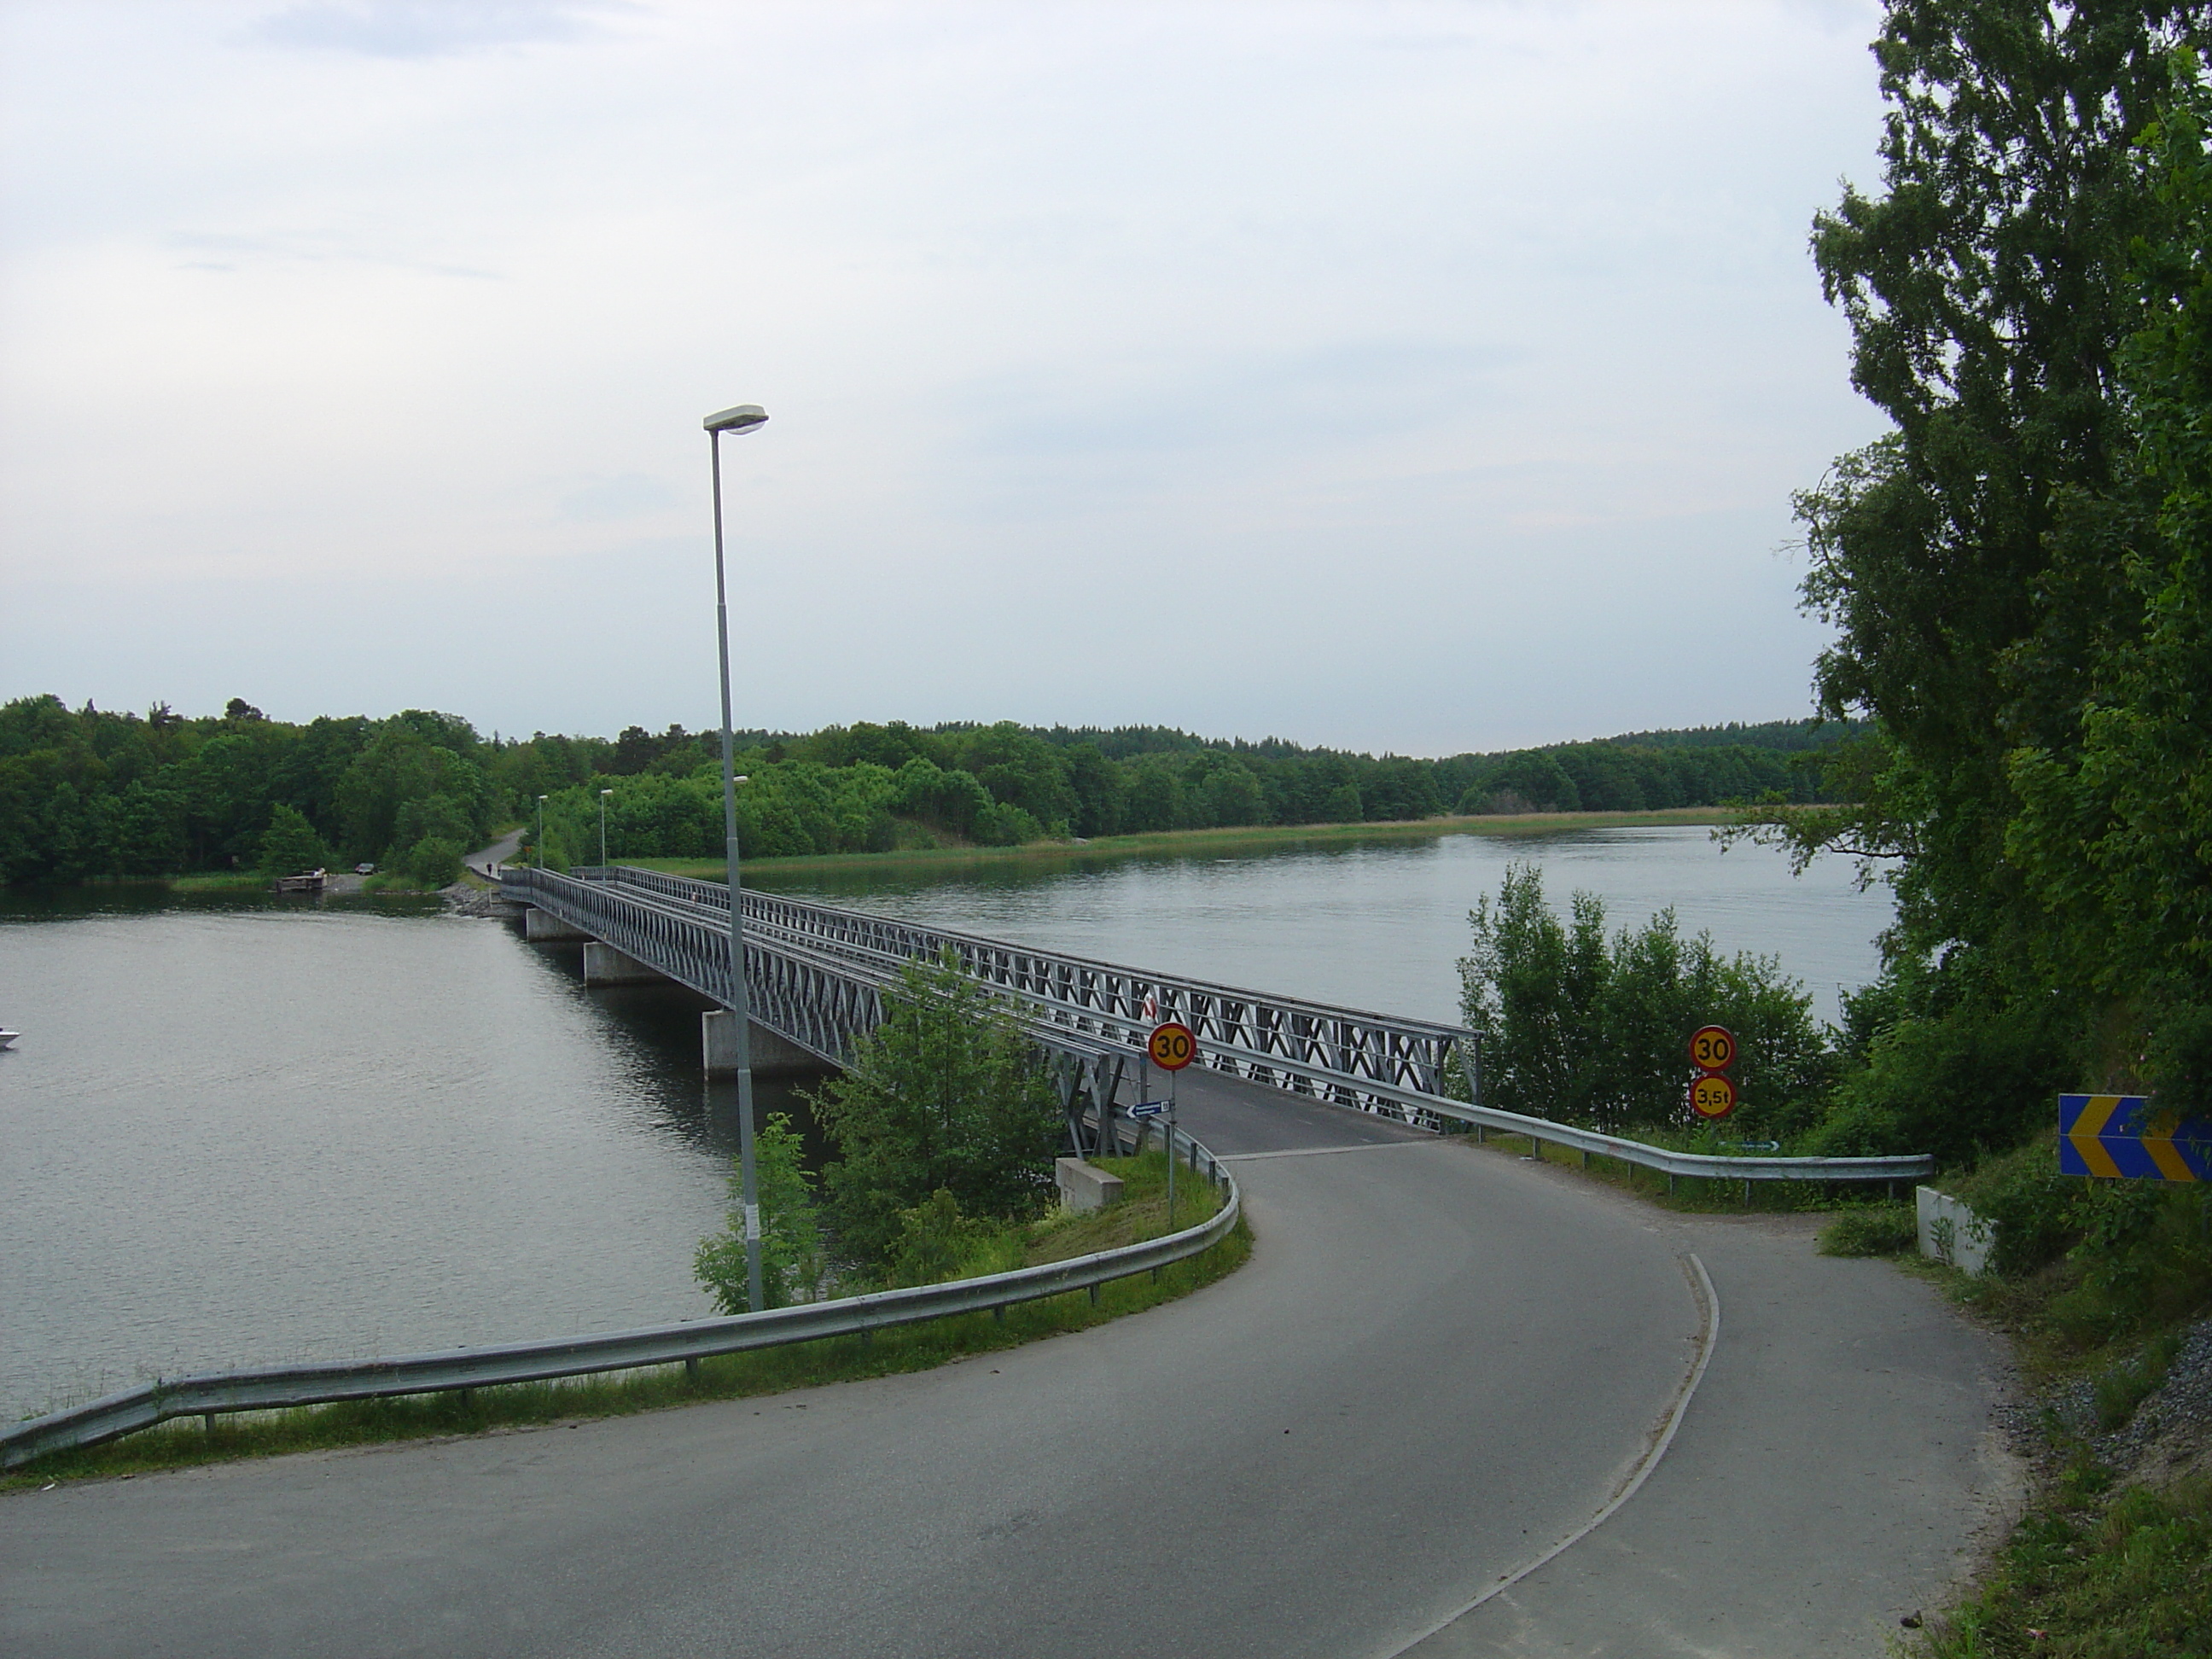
[1689, 1025, 1738, 1073]
[1147, 1022, 1196, 1071]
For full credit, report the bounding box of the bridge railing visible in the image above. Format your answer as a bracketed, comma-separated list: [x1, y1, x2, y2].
[515, 867, 1935, 1185]
[579, 865, 1478, 1113]
[2, 1126, 1241, 1470]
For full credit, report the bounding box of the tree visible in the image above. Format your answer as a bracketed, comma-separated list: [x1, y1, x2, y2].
[2006, 65, 2212, 1023]
[1728, 7, 2212, 1161]
[808, 950, 1061, 1268]
[696, 1115, 825, 1312]
[1790, 3, 2204, 1004]
[1459, 865, 1831, 1138]
[258, 803, 329, 875]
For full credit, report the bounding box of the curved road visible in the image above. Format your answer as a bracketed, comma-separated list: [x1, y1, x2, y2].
[3, 1073, 2015, 1656]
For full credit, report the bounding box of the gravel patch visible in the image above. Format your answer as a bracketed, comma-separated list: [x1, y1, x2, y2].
[2046, 1316, 2212, 1486]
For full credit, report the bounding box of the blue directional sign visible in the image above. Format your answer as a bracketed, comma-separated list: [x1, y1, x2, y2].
[2060, 1094, 2212, 1182]
[1129, 1101, 1166, 1120]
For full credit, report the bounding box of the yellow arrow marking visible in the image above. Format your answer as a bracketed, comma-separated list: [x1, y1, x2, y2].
[2143, 1109, 2198, 1183]
[2069, 1095, 2124, 1179]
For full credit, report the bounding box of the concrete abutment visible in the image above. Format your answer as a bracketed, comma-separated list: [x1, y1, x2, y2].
[702, 1009, 822, 1079]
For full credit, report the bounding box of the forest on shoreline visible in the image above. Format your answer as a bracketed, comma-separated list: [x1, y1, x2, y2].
[0, 696, 1853, 888]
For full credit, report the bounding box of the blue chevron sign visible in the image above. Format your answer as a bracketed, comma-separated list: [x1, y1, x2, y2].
[2059, 1094, 2212, 1182]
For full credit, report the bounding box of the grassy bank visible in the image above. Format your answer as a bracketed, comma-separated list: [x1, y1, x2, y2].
[1806, 1139, 2212, 1656]
[3, 1151, 1244, 1489]
[609, 808, 1726, 886]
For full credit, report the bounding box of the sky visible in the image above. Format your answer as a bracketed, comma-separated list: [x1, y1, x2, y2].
[0, 0, 1895, 756]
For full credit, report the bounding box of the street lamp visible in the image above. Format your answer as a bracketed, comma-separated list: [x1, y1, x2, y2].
[599, 788, 614, 870]
[706, 400, 769, 1313]
[536, 795, 548, 868]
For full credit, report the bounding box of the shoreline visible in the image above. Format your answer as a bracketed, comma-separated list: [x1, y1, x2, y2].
[639, 806, 1735, 884]
[14, 808, 1735, 896]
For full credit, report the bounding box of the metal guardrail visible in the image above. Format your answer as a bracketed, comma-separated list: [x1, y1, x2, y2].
[512, 866, 1933, 1186]
[2, 1127, 1240, 1470]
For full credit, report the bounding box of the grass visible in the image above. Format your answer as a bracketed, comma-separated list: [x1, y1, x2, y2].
[152, 871, 274, 893]
[1910, 1471, 2212, 1656]
[3, 1150, 1244, 1490]
[2094, 1330, 2186, 1433]
[1819, 1202, 1920, 1257]
[611, 808, 1729, 886]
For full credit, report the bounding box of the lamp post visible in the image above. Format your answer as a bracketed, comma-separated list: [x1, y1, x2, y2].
[705, 400, 769, 1313]
[536, 795, 548, 867]
[599, 788, 614, 871]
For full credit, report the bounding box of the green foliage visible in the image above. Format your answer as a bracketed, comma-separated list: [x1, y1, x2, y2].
[1913, 1476, 2212, 1658]
[256, 802, 329, 876]
[1947, 1134, 2083, 1279]
[1745, 9, 2212, 1176]
[403, 836, 463, 888]
[694, 1115, 826, 1313]
[884, 1190, 1020, 1289]
[1818, 1202, 1918, 1258]
[1813, 1212, 1919, 1256]
[808, 951, 1062, 1268]
[3, 691, 1863, 887]
[1458, 864, 1832, 1138]
[2095, 1329, 2186, 1433]
[1804, 1009, 2067, 1167]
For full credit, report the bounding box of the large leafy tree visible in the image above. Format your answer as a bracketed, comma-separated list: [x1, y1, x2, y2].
[1796, 2, 2205, 1013]
[2007, 69, 2212, 1047]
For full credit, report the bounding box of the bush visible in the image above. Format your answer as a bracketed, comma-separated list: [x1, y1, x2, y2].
[1458, 864, 1832, 1137]
[1947, 1133, 2079, 1278]
[883, 1190, 1018, 1288]
[1819, 1203, 1918, 1257]
[404, 835, 463, 888]
[808, 950, 1062, 1268]
[1801, 1008, 2064, 1167]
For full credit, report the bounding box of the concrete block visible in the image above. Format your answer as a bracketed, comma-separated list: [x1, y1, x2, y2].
[582, 942, 667, 987]
[1056, 1157, 1124, 1214]
[1916, 1186, 1996, 1276]
[522, 907, 591, 943]
[702, 1010, 824, 1079]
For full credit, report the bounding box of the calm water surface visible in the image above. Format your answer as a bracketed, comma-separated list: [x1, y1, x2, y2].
[764, 825, 1889, 1028]
[2, 829, 1888, 1420]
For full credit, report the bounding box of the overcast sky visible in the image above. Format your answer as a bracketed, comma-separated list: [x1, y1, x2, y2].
[1, 0, 1892, 755]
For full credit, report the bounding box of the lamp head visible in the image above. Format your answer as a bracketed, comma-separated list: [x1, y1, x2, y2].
[602, 789, 614, 797]
[703, 404, 768, 434]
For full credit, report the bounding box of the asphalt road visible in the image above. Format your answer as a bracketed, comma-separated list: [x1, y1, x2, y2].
[3, 1072, 2016, 1657]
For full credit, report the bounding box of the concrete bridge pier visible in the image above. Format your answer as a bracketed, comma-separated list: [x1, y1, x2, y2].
[582, 942, 668, 987]
[521, 907, 592, 943]
[702, 1010, 824, 1080]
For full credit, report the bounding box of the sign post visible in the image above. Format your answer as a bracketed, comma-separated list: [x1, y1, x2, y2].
[1687, 1024, 1738, 1122]
[1149, 1022, 1196, 1223]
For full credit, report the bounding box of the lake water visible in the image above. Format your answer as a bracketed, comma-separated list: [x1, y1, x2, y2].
[0, 827, 1889, 1421]
[765, 824, 1889, 1027]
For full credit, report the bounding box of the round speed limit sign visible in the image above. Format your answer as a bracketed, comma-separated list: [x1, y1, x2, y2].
[1147, 1022, 1196, 1071]
[1688, 1073, 1738, 1120]
[1688, 1024, 1738, 1073]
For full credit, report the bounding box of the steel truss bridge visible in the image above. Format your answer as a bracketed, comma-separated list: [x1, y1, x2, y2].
[498, 864, 1476, 1149]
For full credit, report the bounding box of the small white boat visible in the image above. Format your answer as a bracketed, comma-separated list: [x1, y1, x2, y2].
[0, 1030, 18, 1051]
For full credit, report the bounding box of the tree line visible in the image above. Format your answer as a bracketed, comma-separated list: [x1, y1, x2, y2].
[0, 695, 1854, 887]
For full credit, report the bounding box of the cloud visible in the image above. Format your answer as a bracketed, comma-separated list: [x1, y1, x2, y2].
[251, 0, 627, 60]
